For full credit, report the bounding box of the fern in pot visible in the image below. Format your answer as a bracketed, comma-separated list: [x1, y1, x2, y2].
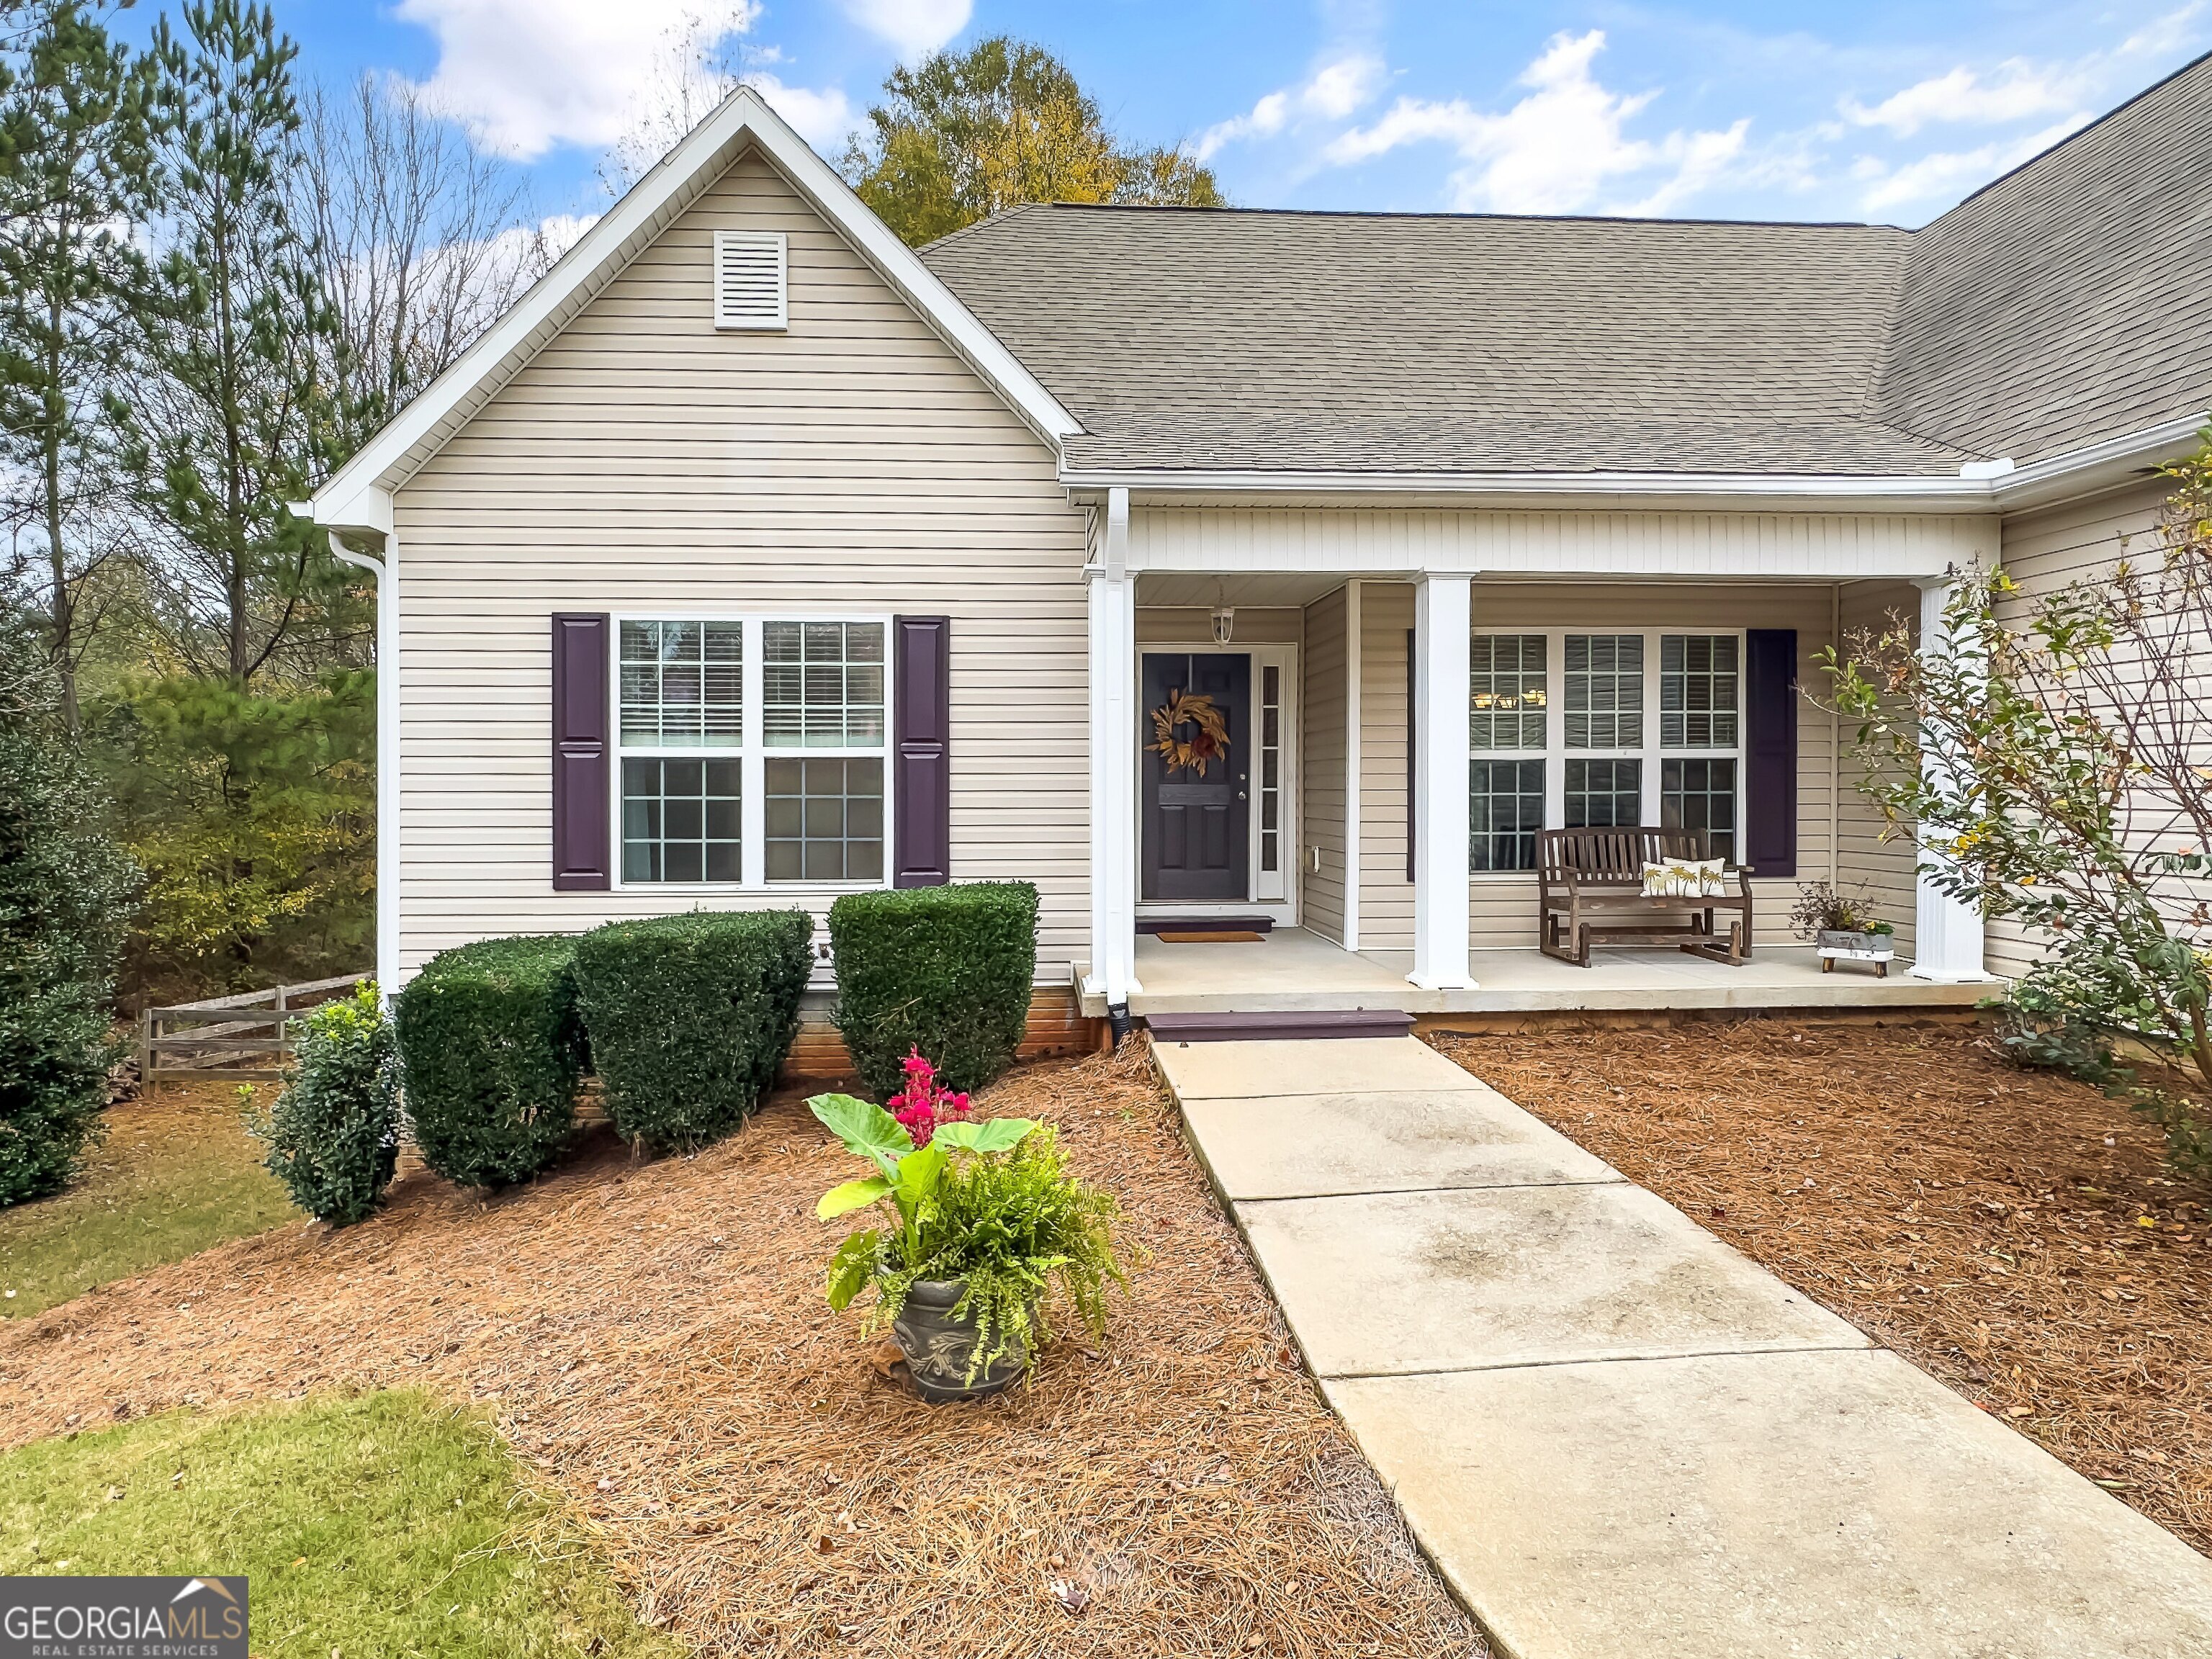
[809, 1053, 1130, 1402]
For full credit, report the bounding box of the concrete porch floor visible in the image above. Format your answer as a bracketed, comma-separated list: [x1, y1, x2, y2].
[1079, 926, 1995, 1017]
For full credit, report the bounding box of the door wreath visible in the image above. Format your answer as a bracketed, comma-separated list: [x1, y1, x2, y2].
[1150, 688, 1231, 776]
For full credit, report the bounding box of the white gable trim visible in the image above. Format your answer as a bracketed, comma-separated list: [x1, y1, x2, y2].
[308, 86, 1080, 534]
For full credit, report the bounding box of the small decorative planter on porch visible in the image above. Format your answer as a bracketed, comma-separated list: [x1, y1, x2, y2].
[1816, 927, 1895, 976]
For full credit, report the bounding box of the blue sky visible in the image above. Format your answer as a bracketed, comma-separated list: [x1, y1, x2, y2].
[132, 1, 2211, 230]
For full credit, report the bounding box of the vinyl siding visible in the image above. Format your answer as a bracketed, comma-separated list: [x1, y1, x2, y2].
[391, 147, 1091, 979]
[1986, 480, 2182, 979]
[1300, 588, 1349, 943]
[1358, 584, 1416, 950]
[1833, 579, 1923, 961]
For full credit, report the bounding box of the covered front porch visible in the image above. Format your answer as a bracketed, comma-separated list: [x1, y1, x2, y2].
[1079, 925, 1994, 1018]
[1079, 488, 2005, 1017]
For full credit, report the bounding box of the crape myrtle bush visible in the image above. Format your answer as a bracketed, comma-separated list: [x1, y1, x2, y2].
[254, 982, 400, 1224]
[571, 909, 813, 1153]
[830, 882, 1038, 1100]
[395, 936, 588, 1188]
[0, 620, 142, 1207]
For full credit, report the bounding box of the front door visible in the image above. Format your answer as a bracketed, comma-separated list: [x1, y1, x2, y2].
[1141, 652, 1250, 902]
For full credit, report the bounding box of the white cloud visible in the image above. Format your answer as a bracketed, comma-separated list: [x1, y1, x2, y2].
[1324, 30, 1745, 215]
[747, 74, 856, 147]
[840, 0, 970, 61]
[1854, 114, 2092, 214]
[1196, 52, 1387, 160]
[397, 0, 763, 160]
[1840, 60, 2082, 137]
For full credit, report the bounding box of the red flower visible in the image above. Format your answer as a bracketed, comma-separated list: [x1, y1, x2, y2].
[886, 1047, 973, 1146]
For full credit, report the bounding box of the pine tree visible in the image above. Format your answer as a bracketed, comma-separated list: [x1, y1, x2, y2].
[0, 1, 156, 731]
[117, 0, 347, 685]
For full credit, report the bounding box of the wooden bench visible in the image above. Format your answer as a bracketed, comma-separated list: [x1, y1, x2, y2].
[1537, 827, 1753, 967]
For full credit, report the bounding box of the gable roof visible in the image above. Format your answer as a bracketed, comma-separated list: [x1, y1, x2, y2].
[920, 49, 2212, 486]
[1877, 48, 2212, 464]
[307, 86, 1078, 536]
[922, 209, 1953, 478]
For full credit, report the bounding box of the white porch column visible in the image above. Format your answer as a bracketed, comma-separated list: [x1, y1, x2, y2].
[1410, 572, 1473, 989]
[1086, 489, 1141, 1005]
[1910, 573, 1992, 981]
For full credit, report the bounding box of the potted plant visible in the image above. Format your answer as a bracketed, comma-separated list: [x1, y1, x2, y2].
[1791, 881, 1897, 975]
[807, 1052, 1130, 1403]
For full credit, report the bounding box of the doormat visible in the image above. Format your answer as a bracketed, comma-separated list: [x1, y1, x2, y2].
[1154, 930, 1267, 944]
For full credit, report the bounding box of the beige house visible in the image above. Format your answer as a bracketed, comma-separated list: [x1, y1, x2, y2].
[304, 54, 2212, 1035]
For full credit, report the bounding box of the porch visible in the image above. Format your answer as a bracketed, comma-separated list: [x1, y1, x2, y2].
[1079, 925, 1995, 1018]
[1081, 497, 2007, 1015]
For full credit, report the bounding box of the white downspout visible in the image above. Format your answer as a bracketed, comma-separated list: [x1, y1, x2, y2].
[328, 531, 401, 999]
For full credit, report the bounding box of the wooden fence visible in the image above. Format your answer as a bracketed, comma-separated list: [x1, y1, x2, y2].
[137, 972, 369, 1087]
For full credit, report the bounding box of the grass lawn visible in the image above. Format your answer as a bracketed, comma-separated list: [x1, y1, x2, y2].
[0, 1388, 681, 1659]
[1, 1083, 299, 1318]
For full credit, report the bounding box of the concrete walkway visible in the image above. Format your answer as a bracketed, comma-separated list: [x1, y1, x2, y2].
[1154, 1035, 2212, 1659]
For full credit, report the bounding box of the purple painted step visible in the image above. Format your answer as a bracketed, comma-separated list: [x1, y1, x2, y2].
[1144, 1009, 1415, 1043]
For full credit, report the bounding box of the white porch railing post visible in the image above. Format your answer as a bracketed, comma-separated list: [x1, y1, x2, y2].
[1410, 573, 1473, 989]
[1087, 490, 1141, 1006]
[1910, 573, 1992, 982]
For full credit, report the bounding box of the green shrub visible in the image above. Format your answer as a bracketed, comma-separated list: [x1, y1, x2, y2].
[253, 982, 400, 1224]
[571, 909, 813, 1153]
[395, 937, 586, 1189]
[829, 883, 1038, 1099]
[0, 619, 142, 1208]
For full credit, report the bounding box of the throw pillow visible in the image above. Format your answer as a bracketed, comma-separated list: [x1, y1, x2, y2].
[1695, 857, 1730, 896]
[1641, 860, 1699, 898]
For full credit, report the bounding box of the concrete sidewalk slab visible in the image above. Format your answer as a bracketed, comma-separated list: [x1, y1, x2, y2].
[1181, 1088, 1618, 1199]
[1242, 1184, 1866, 1376]
[1153, 1036, 1484, 1100]
[1327, 1348, 2212, 1659]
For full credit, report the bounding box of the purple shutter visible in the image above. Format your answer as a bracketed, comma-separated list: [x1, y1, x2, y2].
[551, 612, 611, 891]
[892, 615, 950, 887]
[1744, 629, 1797, 877]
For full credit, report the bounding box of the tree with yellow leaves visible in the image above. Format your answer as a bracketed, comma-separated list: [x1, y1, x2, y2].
[843, 37, 1224, 248]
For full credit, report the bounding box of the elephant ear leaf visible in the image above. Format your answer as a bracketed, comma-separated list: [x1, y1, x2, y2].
[893, 1143, 946, 1207]
[817, 1176, 891, 1220]
[826, 1229, 881, 1312]
[809, 1092, 912, 1182]
[930, 1117, 1039, 1156]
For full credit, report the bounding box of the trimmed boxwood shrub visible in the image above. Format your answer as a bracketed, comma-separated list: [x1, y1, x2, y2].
[571, 909, 812, 1153]
[830, 882, 1038, 1100]
[254, 982, 400, 1225]
[394, 936, 586, 1189]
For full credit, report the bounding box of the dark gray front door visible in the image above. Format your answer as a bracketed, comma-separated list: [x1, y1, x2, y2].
[1141, 652, 1250, 902]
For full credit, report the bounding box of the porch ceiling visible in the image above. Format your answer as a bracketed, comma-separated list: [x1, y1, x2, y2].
[1137, 572, 1349, 608]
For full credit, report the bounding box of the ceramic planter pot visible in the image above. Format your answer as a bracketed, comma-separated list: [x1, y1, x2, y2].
[892, 1278, 1032, 1403]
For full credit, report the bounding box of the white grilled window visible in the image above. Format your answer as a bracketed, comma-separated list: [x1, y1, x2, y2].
[713, 229, 787, 331]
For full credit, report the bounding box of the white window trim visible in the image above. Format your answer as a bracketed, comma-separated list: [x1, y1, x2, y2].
[1469, 626, 1747, 878]
[609, 609, 895, 894]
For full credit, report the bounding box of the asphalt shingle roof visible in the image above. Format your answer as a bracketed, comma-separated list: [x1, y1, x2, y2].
[918, 51, 2212, 479]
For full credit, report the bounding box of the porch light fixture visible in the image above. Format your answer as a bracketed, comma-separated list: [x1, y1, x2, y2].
[1211, 605, 1236, 644]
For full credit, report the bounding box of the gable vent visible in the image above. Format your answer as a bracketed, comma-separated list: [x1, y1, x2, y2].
[713, 230, 787, 331]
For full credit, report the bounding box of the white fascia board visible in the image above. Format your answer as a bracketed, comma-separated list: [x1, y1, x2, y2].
[307, 87, 1078, 526]
[1987, 411, 2208, 511]
[1060, 410, 2212, 516]
[1060, 466, 2000, 513]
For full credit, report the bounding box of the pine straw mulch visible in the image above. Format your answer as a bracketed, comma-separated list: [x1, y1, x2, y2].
[1430, 1018, 2212, 1555]
[0, 1045, 1486, 1659]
